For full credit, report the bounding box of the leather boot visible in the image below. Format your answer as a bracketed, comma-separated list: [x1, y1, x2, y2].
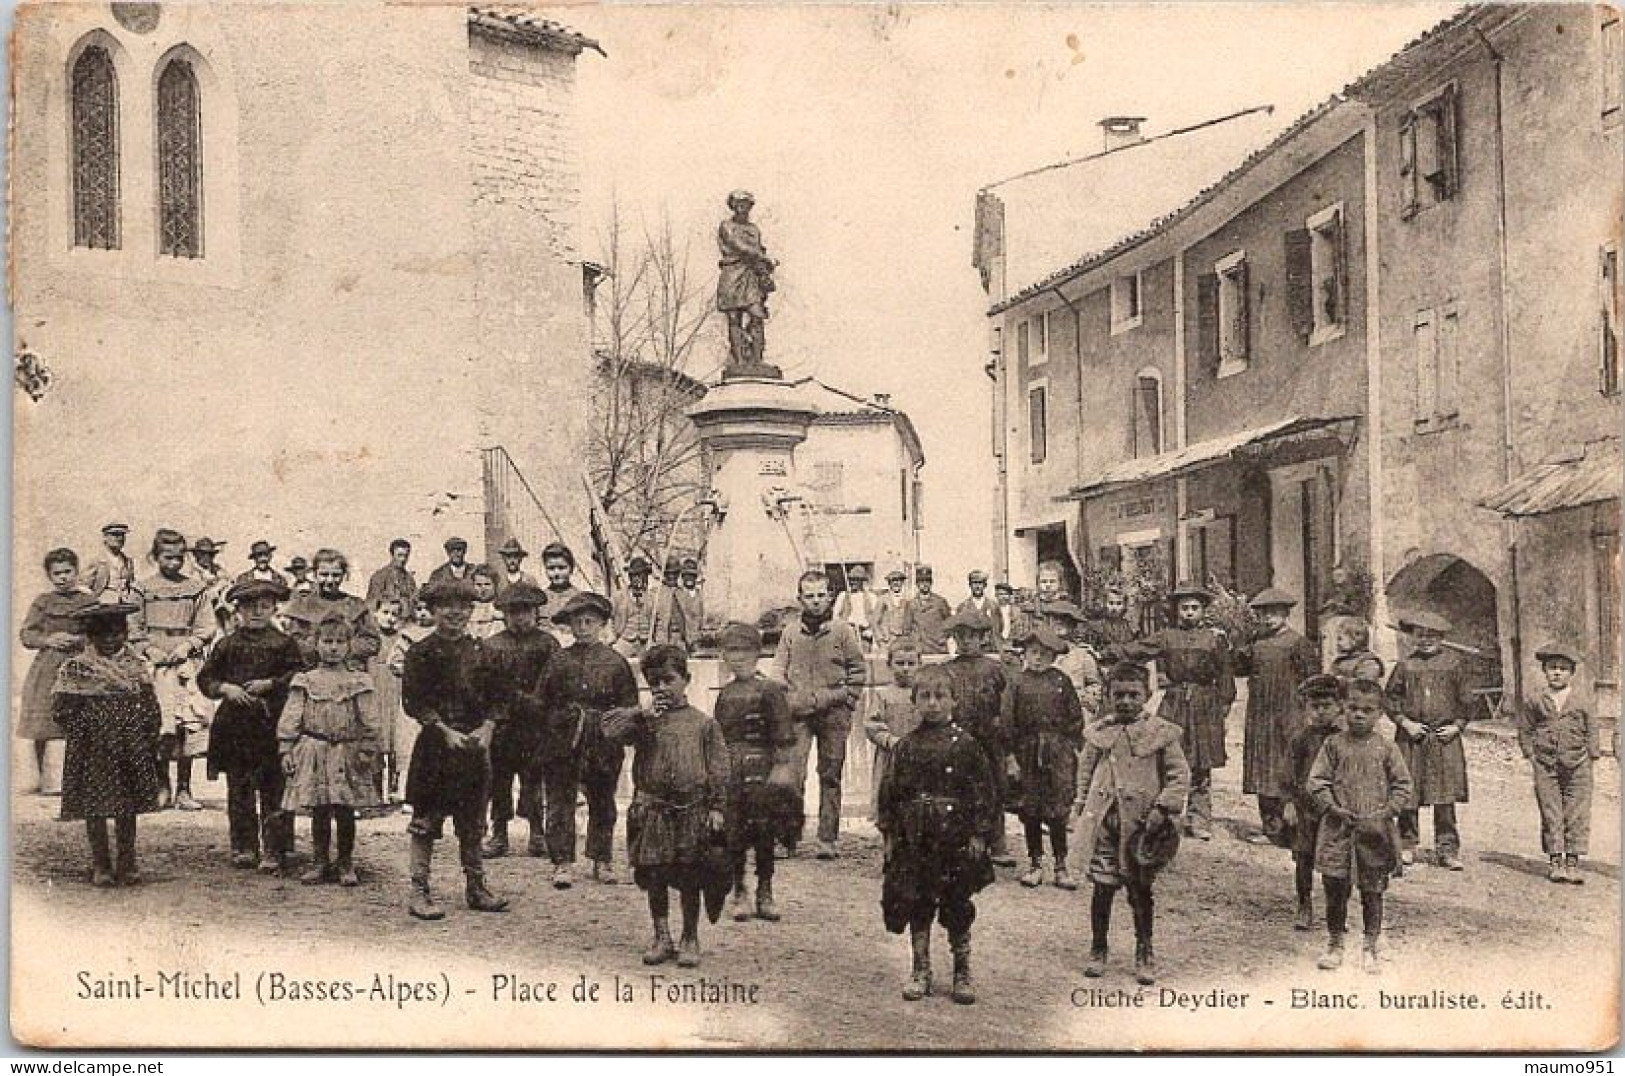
[1083, 945, 1108, 978]
[1133, 938, 1157, 985]
[643, 921, 676, 966]
[87, 823, 115, 888]
[1360, 936, 1381, 974]
[408, 836, 444, 920]
[755, 876, 780, 921]
[901, 926, 932, 1001]
[301, 826, 333, 885]
[1317, 933, 1345, 970]
[1566, 854, 1586, 885]
[949, 931, 977, 1004]
[730, 885, 752, 922]
[1294, 895, 1315, 931]
[677, 932, 702, 968]
[481, 821, 509, 860]
[465, 871, 510, 912]
[114, 818, 141, 886]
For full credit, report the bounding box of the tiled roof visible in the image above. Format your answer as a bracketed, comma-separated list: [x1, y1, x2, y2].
[468, 6, 604, 56]
[1479, 439, 1622, 517]
[989, 4, 1499, 317]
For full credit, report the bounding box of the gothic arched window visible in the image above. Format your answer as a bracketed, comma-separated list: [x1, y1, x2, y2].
[70, 45, 120, 250]
[156, 58, 202, 258]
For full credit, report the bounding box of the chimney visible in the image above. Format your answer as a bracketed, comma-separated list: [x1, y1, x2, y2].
[873, 393, 892, 409]
[1099, 116, 1147, 153]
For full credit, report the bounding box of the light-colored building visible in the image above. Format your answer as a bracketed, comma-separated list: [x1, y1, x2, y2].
[12, 3, 600, 583]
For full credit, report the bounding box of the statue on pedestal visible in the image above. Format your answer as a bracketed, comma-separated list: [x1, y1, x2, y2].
[717, 190, 781, 379]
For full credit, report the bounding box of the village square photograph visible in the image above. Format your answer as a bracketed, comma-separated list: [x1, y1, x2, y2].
[4, 0, 1622, 1054]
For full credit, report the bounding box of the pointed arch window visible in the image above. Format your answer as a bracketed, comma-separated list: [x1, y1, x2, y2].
[157, 58, 202, 258]
[71, 45, 120, 250]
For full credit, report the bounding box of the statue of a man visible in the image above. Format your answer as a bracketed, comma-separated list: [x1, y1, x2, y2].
[716, 190, 778, 376]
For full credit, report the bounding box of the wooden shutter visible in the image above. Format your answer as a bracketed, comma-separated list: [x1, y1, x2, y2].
[1236, 260, 1253, 362]
[1333, 209, 1349, 325]
[1197, 273, 1220, 374]
[1438, 83, 1460, 200]
[1285, 228, 1315, 340]
[1399, 113, 1419, 219]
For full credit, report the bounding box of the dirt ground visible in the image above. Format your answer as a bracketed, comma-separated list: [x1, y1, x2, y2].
[9, 722, 1620, 1051]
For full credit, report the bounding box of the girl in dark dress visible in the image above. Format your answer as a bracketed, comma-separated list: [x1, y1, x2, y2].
[18, 547, 90, 794]
[880, 664, 996, 1005]
[52, 601, 162, 887]
[604, 645, 731, 969]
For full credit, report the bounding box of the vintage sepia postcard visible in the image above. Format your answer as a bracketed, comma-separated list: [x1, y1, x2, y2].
[7, 0, 1621, 1052]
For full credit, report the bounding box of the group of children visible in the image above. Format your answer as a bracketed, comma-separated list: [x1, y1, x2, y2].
[19, 530, 1611, 999]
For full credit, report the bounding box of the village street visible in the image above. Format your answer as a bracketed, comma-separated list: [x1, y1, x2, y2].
[12, 716, 1618, 1051]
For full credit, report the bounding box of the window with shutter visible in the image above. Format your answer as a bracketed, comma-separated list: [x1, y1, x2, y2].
[1029, 385, 1048, 465]
[1414, 310, 1438, 420]
[1134, 374, 1162, 458]
[1196, 272, 1220, 375]
[1595, 520, 1621, 683]
[1306, 205, 1348, 344]
[1602, 15, 1621, 122]
[1216, 251, 1250, 376]
[71, 45, 120, 250]
[1398, 114, 1419, 219]
[1285, 228, 1315, 341]
[1111, 272, 1144, 334]
[1603, 246, 1622, 397]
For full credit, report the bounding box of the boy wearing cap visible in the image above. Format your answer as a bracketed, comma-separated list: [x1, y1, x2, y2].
[1120, 583, 1235, 841]
[1385, 611, 1474, 869]
[537, 592, 640, 887]
[1308, 679, 1411, 973]
[285, 557, 314, 597]
[957, 570, 1005, 653]
[715, 622, 799, 921]
[365, 539, 417, 615]
[1074, 661, 1190, 985]
[238, 541, 288, 589]
[480, 583, 560, 859]
[774, 570, 867, 857]
[899, 566, 952, 655]
[401, 578, 508, 920]
[427, 538, 472, 585]
[1006, 623, 1083, 888]
[1510, 645, 1601, 883]
[86, 523, 136, 605]
[1284, 675, 1346, 930]
[611, 557, 657, 660]
[943, 609, 1011, 864]
[1233, 588, 1321, 847]
[874, 568, 910, 650]
[493, 538, 538, 601]
[198, 579, 305, 873]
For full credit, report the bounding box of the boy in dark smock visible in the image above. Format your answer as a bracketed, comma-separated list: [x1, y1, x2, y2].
[198, 579, 304, 873]
[1120, 582, 1233, 840]
[401, 579, 508, 920]
[1284, 674, 1345, 931]
[714, 622, 799, 922]
[1385, 611, 1474, 870]
[879, 665, 996, 1005]
[479, 583, 560, 860]
[537, 592, 640, 888]
[1233, 588, 1321, 847]
[942, 608, 1011, 864]
[604, 645, 731, 969]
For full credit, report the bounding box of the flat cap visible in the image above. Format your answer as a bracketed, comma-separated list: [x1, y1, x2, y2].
[1534, 643, 1582, 666]
[1397, 610, 1452, 634]
[419, 578, 477, 606]
[493, 582, 548, 610]
[1014, 624, 1070, 655]
[551, 591, 612, 624]
[1248, 587, 1298, 610]
[225, 578, 290, 605]
[443, 537, 468, 552]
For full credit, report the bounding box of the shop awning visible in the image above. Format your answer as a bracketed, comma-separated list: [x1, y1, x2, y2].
[1478, 438, 1621, 517]
[1059, 415, 1358, 501]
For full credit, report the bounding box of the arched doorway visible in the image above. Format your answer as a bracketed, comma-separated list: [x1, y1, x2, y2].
[1386, 554, 1503, 693]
